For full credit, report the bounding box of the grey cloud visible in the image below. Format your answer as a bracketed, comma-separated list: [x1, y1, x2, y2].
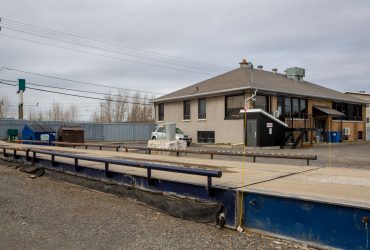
[1, 0, 370, 120]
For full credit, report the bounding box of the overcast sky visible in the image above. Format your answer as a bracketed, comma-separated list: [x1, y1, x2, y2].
[1, 0, 370, 120]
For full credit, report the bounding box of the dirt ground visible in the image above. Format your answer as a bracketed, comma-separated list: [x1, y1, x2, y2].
[81, 141, 370, 169]
[171, 142, 370, 169]
[0, 162, 316, 250]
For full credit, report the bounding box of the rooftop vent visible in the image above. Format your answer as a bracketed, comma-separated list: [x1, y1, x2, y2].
[239, 59, 253, 69]
[272, 68, 278, 73]
[285, 67, 305, 82]
[257, 65, 263, 70]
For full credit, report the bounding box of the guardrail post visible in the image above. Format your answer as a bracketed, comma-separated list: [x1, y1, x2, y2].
[99, 146, 102, 150]
[26, 149, 30, 161]
[307, 159, 309, 166]
[116, 146, 119, 152]
[32, 152, 36, 165]
[2, 148, 7, 158]
[148, 149, 151, 155]
[85, 145, 88, 149]
[253, 156, 256, 162]
[207, 176, 214, 196]
[147, 168, 152, 185]
[211, 154, 213, 160]
[125, 147, 128, 152]
[51, 155, 55, 166]
[74, 158, 80, 172]
[105, 162, 111, 178]
[13, 150, 18, 160]
[176, 151, 179, 157]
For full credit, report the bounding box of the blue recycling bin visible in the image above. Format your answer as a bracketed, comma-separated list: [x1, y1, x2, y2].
[328, 131, 340, 143]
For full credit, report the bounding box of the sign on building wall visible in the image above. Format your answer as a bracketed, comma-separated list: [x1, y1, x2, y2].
[40, 134, 50, 141]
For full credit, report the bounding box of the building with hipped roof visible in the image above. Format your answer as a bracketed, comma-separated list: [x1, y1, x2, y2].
[154, 60, 366, 146]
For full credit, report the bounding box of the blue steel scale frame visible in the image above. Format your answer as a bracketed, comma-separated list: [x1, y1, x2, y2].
[243, 192, 370, 250]
[1, 147, 369, 249]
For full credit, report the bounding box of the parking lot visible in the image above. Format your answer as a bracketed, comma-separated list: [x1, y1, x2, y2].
[122, 141, 370, 169]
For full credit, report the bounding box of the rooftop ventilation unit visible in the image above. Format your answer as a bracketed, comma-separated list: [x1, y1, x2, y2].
[285, 67, 305, 82]
[239, 59, 253, 69]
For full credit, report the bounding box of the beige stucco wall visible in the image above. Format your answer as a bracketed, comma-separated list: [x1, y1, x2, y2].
[345, 93, 370, 129]
[155, 93, 367, 144]
[155, 95, 246, 144]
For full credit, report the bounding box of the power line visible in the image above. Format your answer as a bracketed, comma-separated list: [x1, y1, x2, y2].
[0, 78, 153, 101]
[1, 23, 223, 73]
[0, 65, 163, 95]
[0, 81, 152, 105]
[1, 17, 230, 72]
[0, 33, 213, 77]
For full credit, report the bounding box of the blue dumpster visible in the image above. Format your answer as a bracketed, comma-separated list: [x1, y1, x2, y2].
[328, 131, 341, 143]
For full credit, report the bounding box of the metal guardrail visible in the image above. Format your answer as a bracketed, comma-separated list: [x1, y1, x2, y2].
[12, 140, 317, 166]
[0, 146, 222, 194]
[13, 140, 121, 151]
[119, 145, 317, 166]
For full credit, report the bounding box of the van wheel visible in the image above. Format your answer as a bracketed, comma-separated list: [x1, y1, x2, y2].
[152, 136, 156, 140]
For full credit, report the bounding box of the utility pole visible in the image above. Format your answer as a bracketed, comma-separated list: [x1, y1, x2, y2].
[17, 79, 26, 120]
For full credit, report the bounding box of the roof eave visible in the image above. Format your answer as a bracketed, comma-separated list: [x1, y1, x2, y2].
[154, 86, 366, 105]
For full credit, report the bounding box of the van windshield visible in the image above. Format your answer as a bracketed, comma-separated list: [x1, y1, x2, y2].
[176, 128, 184, 134]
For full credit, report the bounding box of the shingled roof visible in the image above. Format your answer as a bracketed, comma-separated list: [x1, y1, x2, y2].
[154, 67, 365, 104]
[27, 124, 55, 133]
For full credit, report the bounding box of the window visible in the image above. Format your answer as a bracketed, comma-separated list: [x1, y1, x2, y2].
[358, 131, 363, 140]
[292, 98, 299, 117]
[225, 95, 244, 119]
[333, 102, 362, 121]
[183, 100, 191, 120]
[198, 98, 206, 119]
[158, 104, 164, 121]
[254, 95, 267, 111]
[300, 99, 307, 118]
[284, 97, 292, 117]
[367, 117, 370, 124]
[197, 131, 215, 143]
[176, 128, 184, 134]
[157, 127, 164, 133]
[277, 96, 284, 118]
[277, 96, 307, 119]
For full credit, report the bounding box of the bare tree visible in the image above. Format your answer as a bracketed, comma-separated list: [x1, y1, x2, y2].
[113, 90, 129, 122]
[28, 102, 80, 122]
[91, 91, 154, 123]
[91, 91, 130, 123]
[127, 92, 142, 122]
[67, 104, 79, 122]
[27, 107, 44, 121]
[0, 97, 9, 118]
[47, 102, 64, 121]
[127, 93, 154, 123]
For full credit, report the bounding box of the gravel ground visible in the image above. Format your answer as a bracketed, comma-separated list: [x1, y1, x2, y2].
[179, 142, 370, 169]
[0, 162, 315, 250]
[74, 141, 370, 169]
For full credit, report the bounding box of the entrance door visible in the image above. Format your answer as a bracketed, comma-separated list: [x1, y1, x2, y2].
[246, 119, 257, 147]
[315, 117, 326, 142]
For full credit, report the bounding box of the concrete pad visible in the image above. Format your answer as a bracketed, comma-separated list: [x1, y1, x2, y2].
[244, 167, 370, 208]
